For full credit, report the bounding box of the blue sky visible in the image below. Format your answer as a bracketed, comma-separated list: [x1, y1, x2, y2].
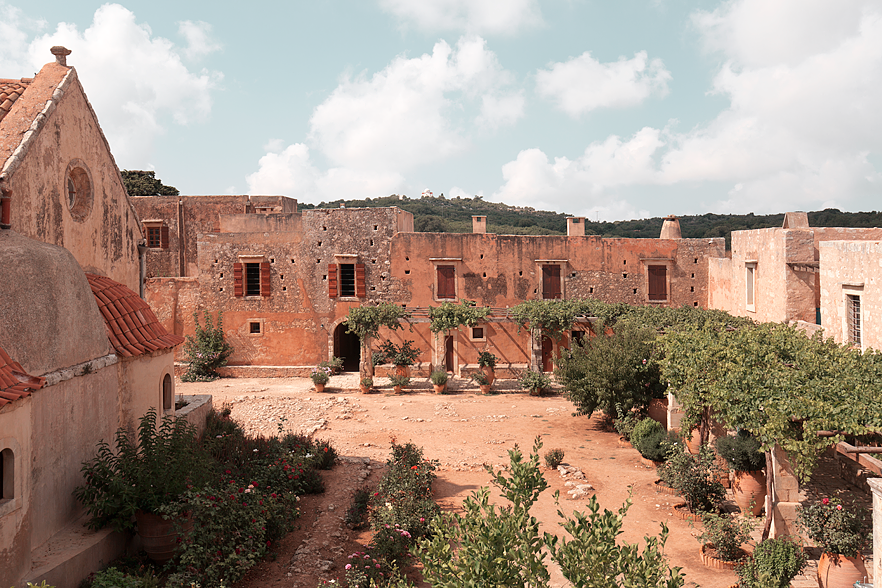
[3, 1, 881, 221]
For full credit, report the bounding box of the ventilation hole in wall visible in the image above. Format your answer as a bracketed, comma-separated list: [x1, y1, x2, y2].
[323, 275, 327, 280]
[370, 286, 376, 291]
[219, 287, 224, 292]
[280, 274, 284, 280]
[519, 271, 523, 276]
[482, 272, 486, 277]
[404, 270, 410, 275]
[533, 288, 537, 293]
[623, 260, 627, 265]
[214, 259, 218, 264]
[690, 286, 694, 292]
[282, 286, 287, 291]
[693, 301, 699, 307]
[405, 256, 410, 261]
[371, 259, 376, 264]
[374, 225, 378, 230]
[322, 226, 327, 231]
[691, 273, 695, 278]
[381, 276, 386, 280]
[623, 273, 628, 279]
[401, 304, 406, 308]
[291, 259, 295, 263]
[270, 258, 275, 263]
[318, 241, 322, 246]
[589, 287, 594, 294]
[480, 254, 484, 259]
[370, 239, 374, 246]
[220, 273, 224, 278]
[316, 259, 321, 263]
[571, 272, 576, 278]
[694, 258, 698, 264]
[633, 288, 638, 294]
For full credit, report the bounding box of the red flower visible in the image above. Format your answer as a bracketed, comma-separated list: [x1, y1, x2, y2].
[822, 497, 830, 505]
[411, 465, 418, 470]
[837, 505, 843, 511]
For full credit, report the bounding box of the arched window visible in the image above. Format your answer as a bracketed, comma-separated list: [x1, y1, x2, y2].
[0, 448, 13, 502]
[162, 373, 173, 410]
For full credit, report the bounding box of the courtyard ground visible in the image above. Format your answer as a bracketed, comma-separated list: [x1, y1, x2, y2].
[176, 374, 837, 588]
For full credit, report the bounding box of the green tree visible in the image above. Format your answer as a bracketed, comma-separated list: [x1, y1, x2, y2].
[182, 311, 233, 381]
[121, 170, 179, 196]
[345, 302, 410, 376]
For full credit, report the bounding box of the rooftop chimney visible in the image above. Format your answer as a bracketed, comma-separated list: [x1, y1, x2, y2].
[782, 211, 809, 229]
[472, 215, 486, 234]
[567, 217, 585, 236]
[51, 46, 71, 66]
[659, 215, 681, 239]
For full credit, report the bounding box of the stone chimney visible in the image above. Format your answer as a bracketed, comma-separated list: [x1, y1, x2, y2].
[472, 215, 486, 234]
[567, 217, 585, 236]
[659, 215, 682, 239]
[51, 46, 71, 66]
[782, 211, 809, 229]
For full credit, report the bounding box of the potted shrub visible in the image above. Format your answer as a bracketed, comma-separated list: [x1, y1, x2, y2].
[319, 356, 344, 374]
[380, 340, 421, 377]
[311, 366, 331, 392]
[716, 431, 766, 516]
[471, 370, 491, 394]
[696, 511, 754, 569]
[658, 444, 726, 517]
[74, 408, 211, 563]
[389, 373, 410, 394]
[430, 370, 448, 394]
[736, 537, 807, 588]
[359, 376, 373, 394]
[797, 497, 869, 588]
[477, 351, 497, 385]
[519, 369, 551, 396]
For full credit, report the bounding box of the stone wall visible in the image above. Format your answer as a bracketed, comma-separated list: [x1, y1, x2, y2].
[820, 239, 882, 350]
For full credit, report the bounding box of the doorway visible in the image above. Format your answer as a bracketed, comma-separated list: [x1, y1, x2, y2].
[333, 323, 360, 372]
[444, 335, 455, 372]
[541, 336, 554, 373]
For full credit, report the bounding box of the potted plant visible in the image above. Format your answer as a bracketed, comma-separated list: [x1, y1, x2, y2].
[477, 351, 497, 385]
[430, 370, 448, 394]
[471, 370, 491, 394]
[380, 340, 421, 377]
[311, 366, 331, 392]
[74, 408, 211, 563]
[797, 497, 869, 588]
[696, 511, 754, 569]
[519, 369, 551, 396]
[736, 537, 807, 588]
[716, 431, 766, 516]
[319, 356, 344, 374]
[389, 373, 410, 394]
[658, 444, 726, 518]
[359, 376, 373, 394]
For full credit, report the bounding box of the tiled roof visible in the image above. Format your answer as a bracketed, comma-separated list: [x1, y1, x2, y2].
[0, 345, 45, 409]
[86, 274, 185, 358]
[0, 78, 33, 123]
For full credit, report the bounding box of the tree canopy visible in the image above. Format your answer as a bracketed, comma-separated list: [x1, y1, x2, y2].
[121, 170, 179, 196]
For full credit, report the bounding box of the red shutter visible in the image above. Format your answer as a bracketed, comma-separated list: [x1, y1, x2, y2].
[328, 264, 338, 298]
[160, 224, 169, 249]
[437, 266, 455, 299]
[355, 263, 366, 297]
[542, 265, 561, 299]
[260, 262, 271, 296]
[648, 266, 667, 301]
[233, 263, 244, 297]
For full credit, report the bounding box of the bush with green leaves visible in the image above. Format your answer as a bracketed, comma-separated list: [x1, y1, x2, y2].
[630, 418, 663, 449]
[344, 550, 393, 588]
[182, 311, 234, 382]
[477, 351, 497, 368]
[519, 369, 551, 395]
[715, 431, 765, 471]
[736, 537, 807, 588]
[429, 370, 448, 386]
[614, 402, 641, 441]
[389, 373, 411, 388]
[428, 299, 489, 333]
[658, 444, 725, 514]
[634, 427, 678, 462]
[379, 340, 422, 366]
[556, 322, 666, 417]
[544, 448, 565, 469]
[696, 512, 754, 562]
[415, 437, 686, 588]
[471, 370, 490, 386]
[344, 487, 373, 530]
[319, 356, 344, 374]
[796, 497, 869, 556]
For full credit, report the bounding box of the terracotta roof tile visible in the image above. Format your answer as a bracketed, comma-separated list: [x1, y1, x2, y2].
[0, 78, 33, 124]
[86, 274, 184, 358]
[0, 345, 45, 409]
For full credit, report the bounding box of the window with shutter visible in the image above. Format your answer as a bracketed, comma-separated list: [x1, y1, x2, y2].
[542, 265, 561, 299]
[437, 265, 455, 299]
[233, 263, 244, 297]
[648, 265, 667, 301]
[339, 264, 355, 296]
[328, 264, 338, 298]
[260, 262, 271, 296]
[355, 263, 366, 297]
[160, 224, 169, 249]
[146, 226, 161, 248]
[245, 263, 261, 296]
[847, 294, 862, 347]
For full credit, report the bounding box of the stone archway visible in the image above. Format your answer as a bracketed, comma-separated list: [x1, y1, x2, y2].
[333, 323, 360, 372]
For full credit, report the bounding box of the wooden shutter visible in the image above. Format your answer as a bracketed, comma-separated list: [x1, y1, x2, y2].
[328, 263, 338, 298]
[355, 263, 366, 297]
[437, 266, 455, 299]
[233, 263, 244, 297]
[648, 266, 667, 301]
[542, 265, 561, 299]
[260, 262, 271, 296]
[160, 224, 169, 249]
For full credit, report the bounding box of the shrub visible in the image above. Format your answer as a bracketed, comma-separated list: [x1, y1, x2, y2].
[380, 340, 421, 366]
[696, 512, 754, 562]
[369, 442, 439, 544]
[361, 376, 374, 388]
[630, 418, 663, 448]
[319, 356, 344, 374]
[556, 322, 665, 417]
[85, 568, 144, 588]
[736, 537, 807, 588]
[389, 374, 411, 388]
[613, 402, 641, 441]
[658, 444, 726, 514]
[309, 439, 337, 470]
[370, 524, 415, 567]
[715, 431, 765, 471]
[634, 427, 678, 462]
[470, 371, 490, 386]
[344, 550, 393, 588]
[519, 370, 551, 395]
[544, 448, 565, 468]
[344, 487, 373, 530]
[430, 370, 448, 386]
[477, 351, 497, 368]
[797, 497, 869, 556]
[182, 311, 233, 382]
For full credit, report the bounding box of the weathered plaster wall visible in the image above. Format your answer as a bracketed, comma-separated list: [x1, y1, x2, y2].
[4, 67, 140, 291]
[707, 256, 734, 312]
[820, 239, 882, 350]
[117, 351, 176, 435]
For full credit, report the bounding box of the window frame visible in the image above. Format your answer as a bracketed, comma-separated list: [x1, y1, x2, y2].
[234, 255, 271, 298]
[430, 258, 462, 302]
[541, 264, 562, 300]
[436, 265, 456, 300]
[843, 285, 864, 350]
[328, 255, 366, 299]
[745, 262, 757, 312]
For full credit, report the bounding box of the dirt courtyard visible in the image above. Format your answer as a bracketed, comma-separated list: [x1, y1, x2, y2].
[178, 375, 771, 588]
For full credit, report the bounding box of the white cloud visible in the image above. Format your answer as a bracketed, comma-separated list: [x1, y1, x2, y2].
[0, 3, 44, 73]
[177, 20, 222, 61]
[246, 143, 405, 201]
[477, 92, 525, 130]
[308, 35, 520, 171]
[535, 50, 671, 117]
[15, 4, 221, 166]
[378, 0, 543, 35]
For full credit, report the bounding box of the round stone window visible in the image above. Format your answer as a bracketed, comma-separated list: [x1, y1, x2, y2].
[65, 160, 93, 221]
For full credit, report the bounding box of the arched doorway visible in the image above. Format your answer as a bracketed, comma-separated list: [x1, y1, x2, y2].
[333, 323, 360, 372]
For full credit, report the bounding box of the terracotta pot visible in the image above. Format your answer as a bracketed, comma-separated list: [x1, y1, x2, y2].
[479, 384, 491, 394]
[817, 552, 867, 588]
[732, 470, 766, 516]
[699, 544, 746, 571]
[395, 365, 409, 378]
[685, 430, 702, 454]
[433, 384, 446, 394]
[135, 510, 192, 564]
[654, 479, 679, 496]
[314, 382, 325, 393]
[393, 385, 403, 394]
[359, 384, 371, 394]
[481, 366, 495, 386]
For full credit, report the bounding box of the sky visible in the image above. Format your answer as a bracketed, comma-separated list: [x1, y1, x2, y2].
[3, 0, 882, 221]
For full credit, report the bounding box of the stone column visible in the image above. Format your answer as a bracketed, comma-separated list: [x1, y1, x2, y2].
[769, 445, 804, 538]
[868, 477, 882, 585]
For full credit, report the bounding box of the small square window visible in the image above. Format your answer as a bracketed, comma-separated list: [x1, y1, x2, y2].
[471, 326, 485, 340]
[623, 273, 627, 279]
[282, 286, 287, 291]
[374, 225, 378, 230]
[220, 273, 224, 278]
[694, 258, 699, 264]
[589, 287, 594, 294]
[405, 270, 411, 275]
[250, 322, 261, 334]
